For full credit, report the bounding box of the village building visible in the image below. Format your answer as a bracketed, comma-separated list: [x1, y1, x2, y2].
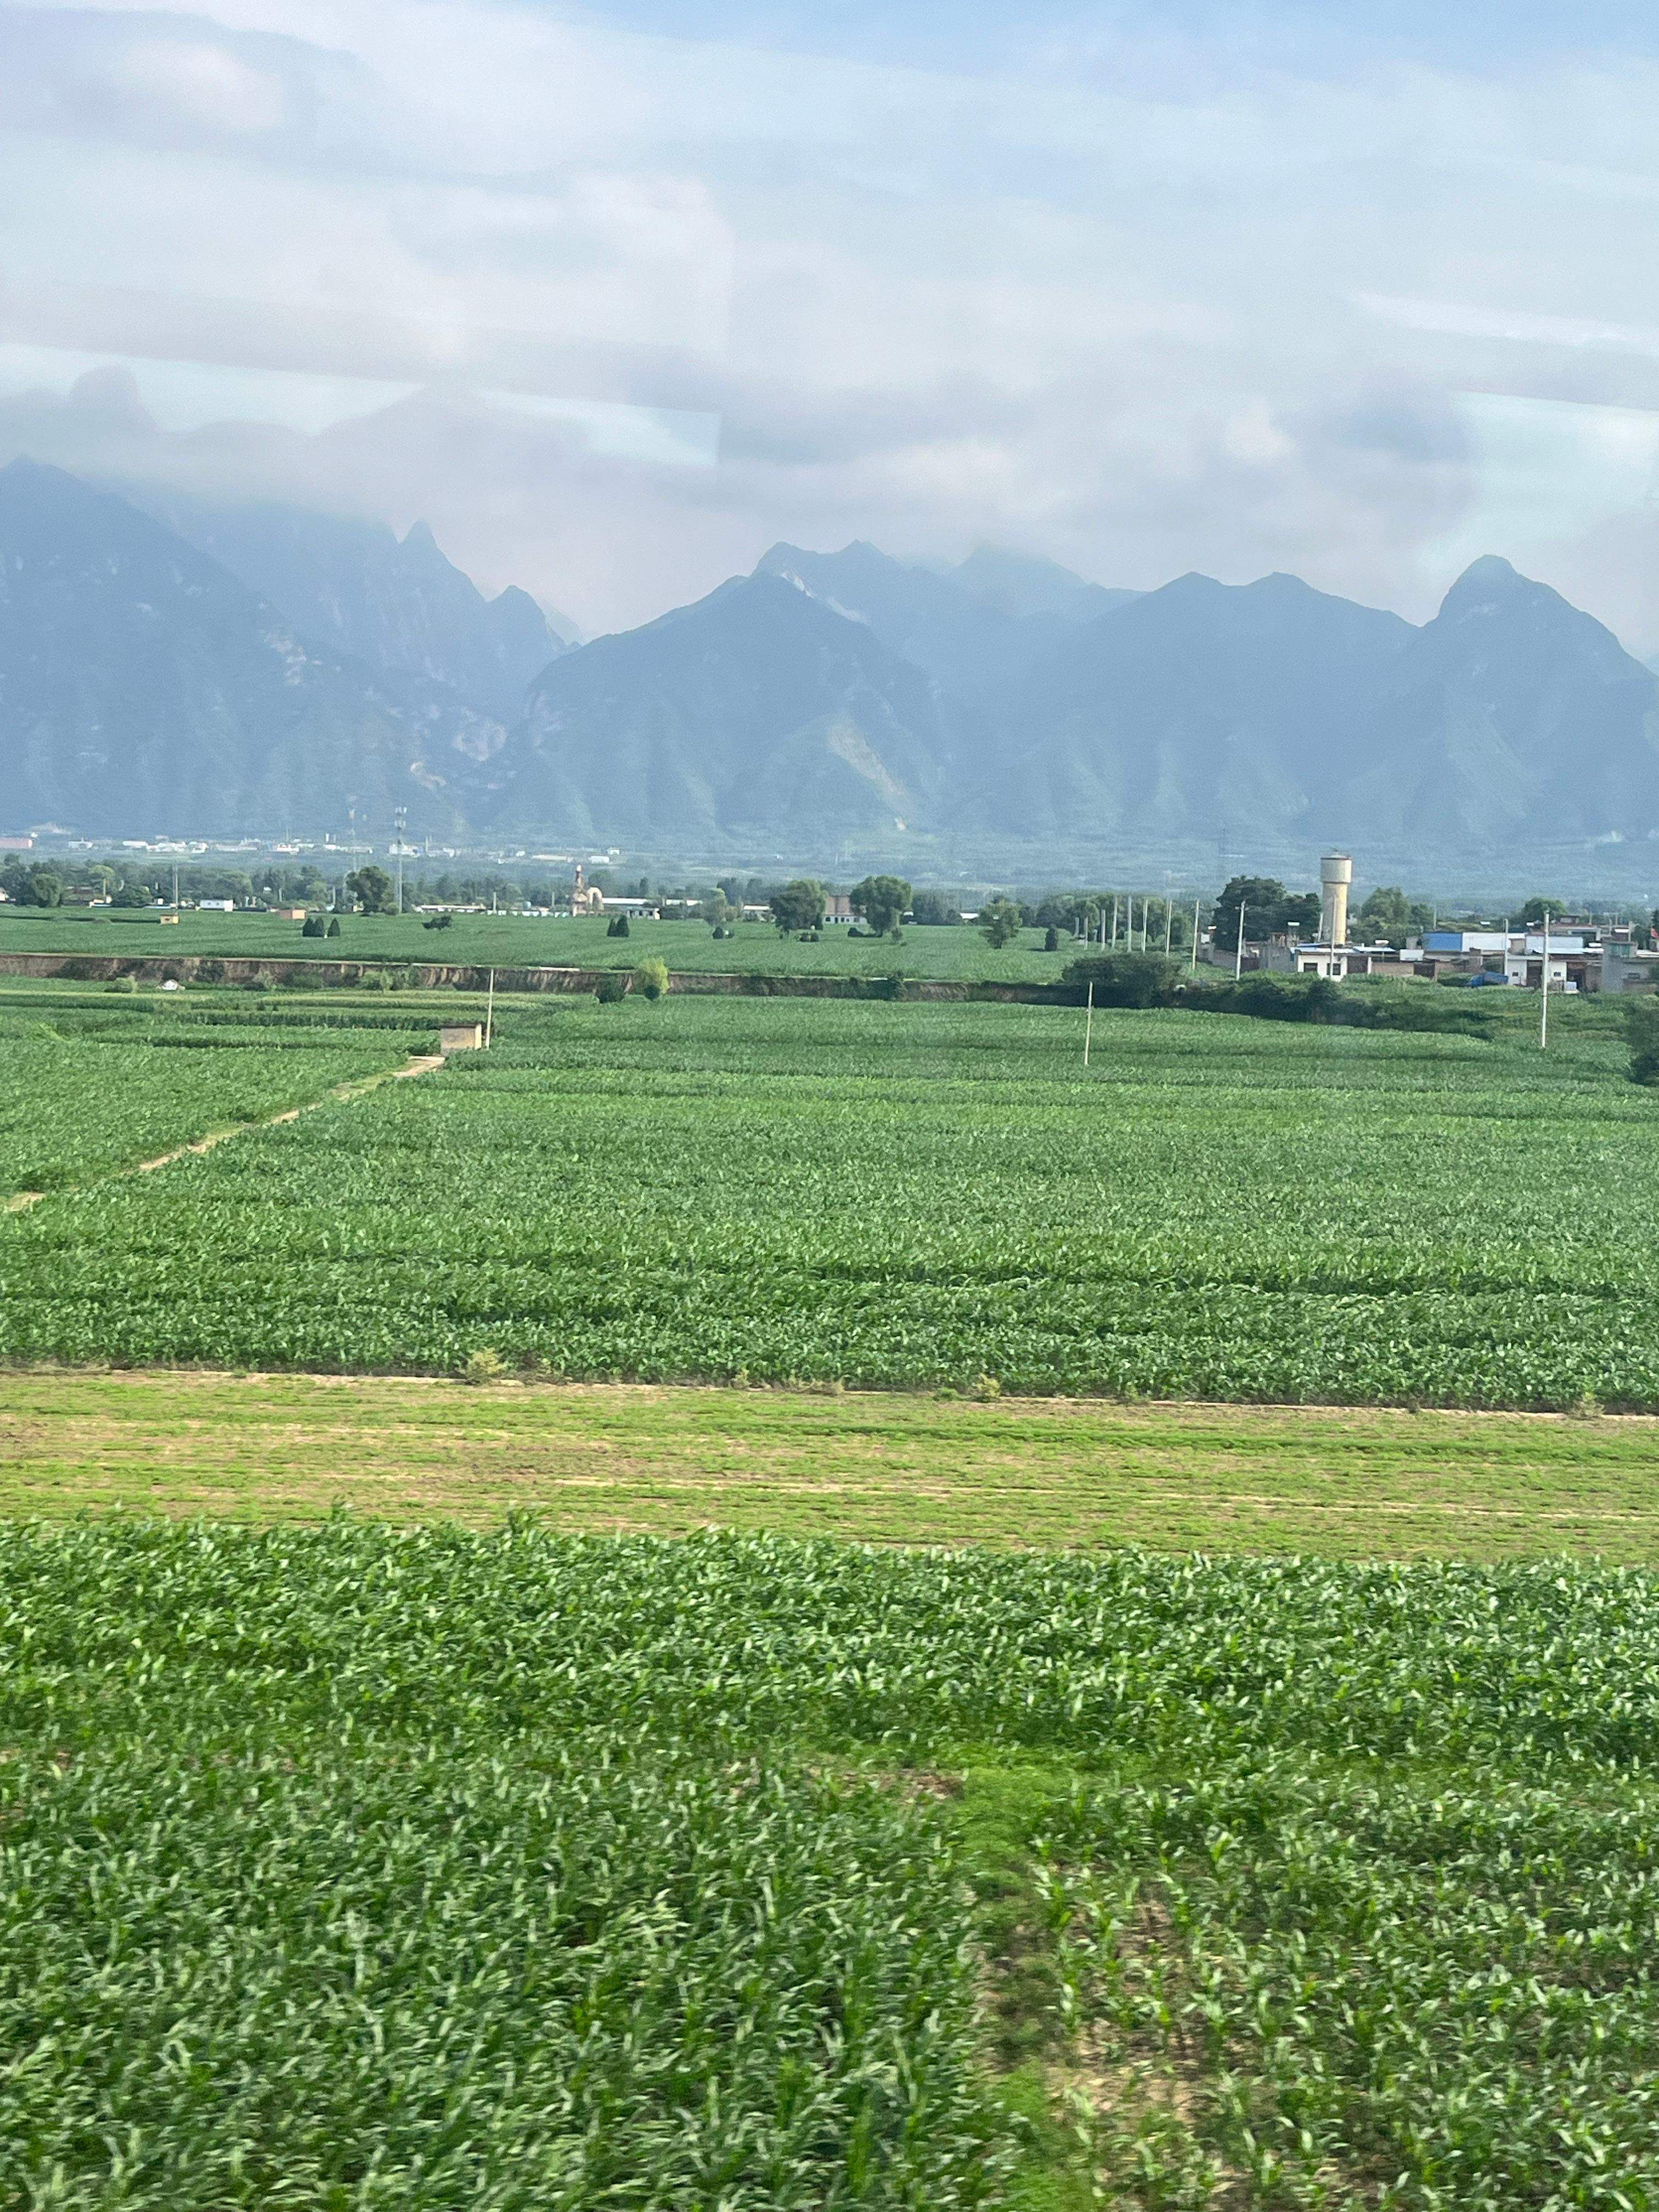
[566, 862, 605, 915]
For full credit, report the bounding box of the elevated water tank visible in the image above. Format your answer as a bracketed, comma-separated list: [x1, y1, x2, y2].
[1320, 853, 1352, 946]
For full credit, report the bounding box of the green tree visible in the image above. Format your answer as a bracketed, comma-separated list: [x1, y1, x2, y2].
[1212, 877, 1321, 952]
[850, 874, 912, 936]
[111, 883, 149, 909]
[1062, 952, 1181, 1007]
[1356, 885, 1434, 944]
[1628, 997, 1659, 1086]
[769, 879, 826, 934]
[980, 898, 1024, 949]
[910, 890, 961, 926]
[634, 957, 669, 1001]
[326, 916, 342, 938]
[346, 865, 396, 915]
[1522, 896, 1568, 925]
[25, 868, 63, 908]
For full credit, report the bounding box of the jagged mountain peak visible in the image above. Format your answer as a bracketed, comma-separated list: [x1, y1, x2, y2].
[125, 487, 568, 719]
[7, 460, 1659, 883]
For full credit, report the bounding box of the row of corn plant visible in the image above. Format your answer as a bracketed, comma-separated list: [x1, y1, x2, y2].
[5, 1525, 1659, 2203]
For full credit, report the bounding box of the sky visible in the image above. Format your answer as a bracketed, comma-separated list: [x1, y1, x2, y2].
[4, 0, 1659, 647]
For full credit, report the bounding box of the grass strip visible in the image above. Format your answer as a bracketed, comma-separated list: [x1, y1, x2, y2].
[3, 1369, 1658, 1559]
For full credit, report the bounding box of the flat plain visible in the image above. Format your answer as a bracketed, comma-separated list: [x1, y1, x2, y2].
[1, 984, 1654, 1406]
[0, 904, 1075, 977]
[5, 968, 1659, 2209]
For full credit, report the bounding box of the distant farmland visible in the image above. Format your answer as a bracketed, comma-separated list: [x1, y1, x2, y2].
[0, 980, 1653, 1408]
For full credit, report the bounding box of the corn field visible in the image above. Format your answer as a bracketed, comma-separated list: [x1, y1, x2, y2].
[2, 992, 1656, 1405]
[3, 1524, 1658, 2204]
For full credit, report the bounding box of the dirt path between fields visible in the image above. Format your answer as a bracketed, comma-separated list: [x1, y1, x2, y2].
[3, 1052, 445, 1214]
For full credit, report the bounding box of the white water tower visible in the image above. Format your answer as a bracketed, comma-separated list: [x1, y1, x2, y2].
[1320, 853, 1352, 946]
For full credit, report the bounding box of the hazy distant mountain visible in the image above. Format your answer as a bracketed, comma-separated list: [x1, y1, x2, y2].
[975, 569, 1416, 853]
[481, 571, 957, 844]
[8, 459, 1659, 887]
[947, 544, 1138, 625]
[0, 459, 471, 839]
[136, 493, 574, 724]
[1326, 556, 1659, 867]
[970, 558, 1659, 875]
[755, 539, 1130, 696]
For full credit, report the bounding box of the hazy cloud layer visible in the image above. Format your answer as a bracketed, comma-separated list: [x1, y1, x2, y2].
[3, 0, 1659, 646]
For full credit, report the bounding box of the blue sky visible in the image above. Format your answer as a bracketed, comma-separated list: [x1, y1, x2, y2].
[582, 0, 1659, 69]
[3, 0, 1659, 646]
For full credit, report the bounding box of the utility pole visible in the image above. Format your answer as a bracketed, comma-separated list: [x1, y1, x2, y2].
[394, 806, 407, 916]
[1234, 900, 1246, 981]
[1084, 980, 1093, 1066]
[1164, 901, 1172, 957]
[486, 968, 495, 1049]
[1110, 895, 1119, 950]
[1191, 897, 1201, 972]
[172, 863, 179, 910]
[1540, 911, 1549, 1049]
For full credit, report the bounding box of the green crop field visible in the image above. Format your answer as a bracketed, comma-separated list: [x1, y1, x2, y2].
[0, 904, 1077, 978]
[1, 985, 1654, 1407]
[0, 985, 431, 1200]
[4, 1519, 1657, 2207]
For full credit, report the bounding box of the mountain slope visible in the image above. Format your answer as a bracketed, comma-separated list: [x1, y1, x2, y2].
[479, 571, 959, 844]
[1325, 556, 1659, 863]
[0, 459, 469, 838]
[755, 539, 1130, 697]
[8, 457, 1658, 882]
[975, 569, 1415, 850]
[137, 493, 572, 724]
[948, 544, 1138, 624]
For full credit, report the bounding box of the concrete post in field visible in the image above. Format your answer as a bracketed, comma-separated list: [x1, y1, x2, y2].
[1320, 853, 1352, 947]
[1540, 913, 1549, 1049]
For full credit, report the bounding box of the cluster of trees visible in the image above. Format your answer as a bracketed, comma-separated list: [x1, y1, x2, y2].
[765, 875, 915, 936]
[1, 860, 69, 907]
[1, 857, 340, 909]
[1211, 877, 1323, 953]
[1060, 952, 1490, 1033]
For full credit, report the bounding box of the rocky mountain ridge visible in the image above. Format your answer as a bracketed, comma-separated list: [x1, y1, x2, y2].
[4, 456, 1658, 887]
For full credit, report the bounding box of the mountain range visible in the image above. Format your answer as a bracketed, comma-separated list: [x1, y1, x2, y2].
[4, 454, 1659, 889]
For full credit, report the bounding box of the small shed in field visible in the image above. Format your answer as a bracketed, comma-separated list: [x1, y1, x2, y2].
[441, 1023, 484, 1051]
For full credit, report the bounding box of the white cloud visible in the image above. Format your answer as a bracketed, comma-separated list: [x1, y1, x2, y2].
[0, 343, 417, 432]
[5, 0, 1659, 644]
[118, 37, 286, 132]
